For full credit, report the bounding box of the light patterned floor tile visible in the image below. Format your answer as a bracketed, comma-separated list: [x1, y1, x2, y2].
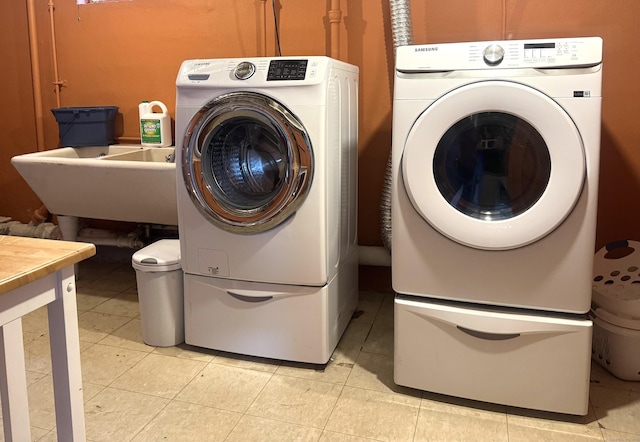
[32, 427, 55, 441]
[320, 430, 378, 441]
[415, 399, 509, 442]
[247, 375, 343, 428]
[26, 375, 56, 431]
[590, 386, 640, 435]
[339, 321, 372, 350]
[15, 256, 640, 441]
[86, 268, 136, 293]
[84, 387, 169, 442]
[361, 306, 393, 356]
[21, 307, 49, 334]
[77, 311, 133, 343]
[90, 291, 140, 318]
[601, 428, 640, 441]
[212, 351, 280, 373]
[421, 391, 508, 416]
[132, 401, 241, 441]
[22, 330, 52, 374]
[275, 358, 353, 385]
[347, 351, 420, 397]
[590, 362, 640, 394]
[110, 353, 206, 398]
[26, 370, 48, 387]
[329, 321, 369, 369]
[416, 411, 509, 441]
[82, 381, 106, 404]
[506, 424, 604, 441]
[75, 287, 118, 312]
[350, 298, 383, 327]
[507, 403, 604, 441]
[97, 318, 153, 352]
[325, 385, 420, 441]
[175, 363, 272, 412]
[226, 415, 323, 442]
[153, 342, 218, 362]
[80, 343, 148, 386]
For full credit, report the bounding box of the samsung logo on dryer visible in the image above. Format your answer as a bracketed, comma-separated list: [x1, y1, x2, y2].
[415, 46, 438, 52]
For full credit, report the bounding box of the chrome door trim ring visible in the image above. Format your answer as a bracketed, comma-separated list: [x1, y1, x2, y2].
[182, 92, 314, 234]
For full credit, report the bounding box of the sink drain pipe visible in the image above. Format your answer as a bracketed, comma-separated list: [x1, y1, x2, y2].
[0, 218, 62, 239]
[380, 0, 414, 253]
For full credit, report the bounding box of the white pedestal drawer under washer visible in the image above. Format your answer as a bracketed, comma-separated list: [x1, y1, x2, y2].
[175, 57, 359, 363]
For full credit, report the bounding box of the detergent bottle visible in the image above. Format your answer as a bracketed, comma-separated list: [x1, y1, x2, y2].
[139, 100, 172, 147]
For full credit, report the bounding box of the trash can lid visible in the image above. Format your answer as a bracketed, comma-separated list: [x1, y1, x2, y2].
[132, 239, 181, 272]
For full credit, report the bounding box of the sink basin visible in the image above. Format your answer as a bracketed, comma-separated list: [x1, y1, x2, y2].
[11, 145, 178, 226]
[101, 148, 174, 162]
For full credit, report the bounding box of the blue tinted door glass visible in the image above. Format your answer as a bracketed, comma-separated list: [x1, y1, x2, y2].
[433, 112, 551, 220]
[201, 117, 288, 211]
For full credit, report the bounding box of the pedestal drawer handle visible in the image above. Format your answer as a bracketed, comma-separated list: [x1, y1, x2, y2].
[227, 291, 274, 303]
[457, 326, 521, 341]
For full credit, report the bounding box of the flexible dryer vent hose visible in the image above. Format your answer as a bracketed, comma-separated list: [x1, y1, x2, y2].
[381, 0, 414, 252]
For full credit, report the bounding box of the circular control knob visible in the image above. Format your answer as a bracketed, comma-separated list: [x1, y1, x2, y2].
[483, 44, 505, 66]
[234, 62, 256, 80]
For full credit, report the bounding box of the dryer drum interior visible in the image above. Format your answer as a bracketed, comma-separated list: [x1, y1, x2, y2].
[182, 92, 314, 234]
[433, 111, 552, 222]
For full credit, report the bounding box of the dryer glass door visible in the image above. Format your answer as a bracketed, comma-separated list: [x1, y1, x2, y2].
[402, 81, 585, 250]
[182, 92, 313, 233]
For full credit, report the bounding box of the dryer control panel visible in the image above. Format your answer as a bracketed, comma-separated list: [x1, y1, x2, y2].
[396, 37, 603, 72]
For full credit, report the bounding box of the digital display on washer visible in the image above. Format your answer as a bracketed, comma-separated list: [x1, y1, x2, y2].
[267, 60, 308, 81]
[524, 42, 555, 49]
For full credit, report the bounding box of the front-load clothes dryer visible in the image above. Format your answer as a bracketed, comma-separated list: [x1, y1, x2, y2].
[175, 57, 359, 364]
[392, 37, 603, 314]
[391, 37, 602, 415]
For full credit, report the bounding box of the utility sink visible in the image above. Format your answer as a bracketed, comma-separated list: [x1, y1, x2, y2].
[101, 147, 175, 162]
[11, 145, 178, 229]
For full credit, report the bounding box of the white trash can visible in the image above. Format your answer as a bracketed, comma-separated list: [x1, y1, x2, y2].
[132, 239, 184, 347]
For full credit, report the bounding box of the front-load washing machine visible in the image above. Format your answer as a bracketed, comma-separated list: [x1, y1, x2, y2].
[391, 37, 602, 414]
[175, 57, 359, 364]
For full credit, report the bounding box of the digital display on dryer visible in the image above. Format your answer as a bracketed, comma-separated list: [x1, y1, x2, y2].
[267, 60, 308, 80]
[524, 42, 555, 49]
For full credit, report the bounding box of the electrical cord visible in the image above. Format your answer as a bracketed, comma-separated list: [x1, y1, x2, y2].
[272, 0, 282, 56]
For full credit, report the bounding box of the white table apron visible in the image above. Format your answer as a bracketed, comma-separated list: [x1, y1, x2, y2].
[0, 264, 85, 441]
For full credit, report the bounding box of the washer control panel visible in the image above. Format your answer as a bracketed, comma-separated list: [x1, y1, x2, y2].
[267, 59, 308, 81]
[396, 37, 603, 72]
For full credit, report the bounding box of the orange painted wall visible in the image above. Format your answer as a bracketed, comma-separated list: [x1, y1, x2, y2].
[1, 0, 639, 250]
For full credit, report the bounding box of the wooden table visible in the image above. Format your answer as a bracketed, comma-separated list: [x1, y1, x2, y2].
[0, 236, 95, 441]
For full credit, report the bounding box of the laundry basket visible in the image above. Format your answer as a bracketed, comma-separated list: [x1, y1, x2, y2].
[591, 240, 640, 381]
[592, 239, 640, 319]
[591, 308, 640, 381]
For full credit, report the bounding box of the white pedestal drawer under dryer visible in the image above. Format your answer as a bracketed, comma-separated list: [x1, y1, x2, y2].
[391, 37, 603, 415]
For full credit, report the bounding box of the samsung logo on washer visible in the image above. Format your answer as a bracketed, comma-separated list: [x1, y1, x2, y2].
[415, 46, 438, 52]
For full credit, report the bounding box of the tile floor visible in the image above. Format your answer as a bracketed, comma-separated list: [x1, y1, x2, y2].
[4, 247, 640, 441]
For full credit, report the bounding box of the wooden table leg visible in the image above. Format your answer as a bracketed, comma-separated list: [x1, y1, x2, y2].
[0, 318, 32, 442]
[47, 267, 86, 441]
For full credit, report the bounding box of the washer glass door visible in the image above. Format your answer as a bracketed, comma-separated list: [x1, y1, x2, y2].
[182, 92, 313, 233]
[402, 81, 585, 250]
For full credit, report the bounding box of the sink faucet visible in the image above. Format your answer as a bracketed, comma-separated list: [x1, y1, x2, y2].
[165, 148, 176, 163]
